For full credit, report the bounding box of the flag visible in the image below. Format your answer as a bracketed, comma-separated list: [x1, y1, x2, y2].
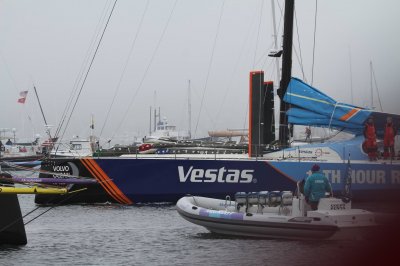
[17, 91, 28, 104]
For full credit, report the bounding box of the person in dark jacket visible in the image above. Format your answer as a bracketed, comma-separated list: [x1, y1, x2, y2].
[305, 127, 311, 142]
[304, 164, 332, 210]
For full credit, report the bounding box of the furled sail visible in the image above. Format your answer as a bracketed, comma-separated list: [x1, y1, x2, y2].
[286, 108, 364, 132]
[283, 78, 383, 135]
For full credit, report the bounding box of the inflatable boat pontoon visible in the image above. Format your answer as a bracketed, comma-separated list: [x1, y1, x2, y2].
[176, 189, 377, 240]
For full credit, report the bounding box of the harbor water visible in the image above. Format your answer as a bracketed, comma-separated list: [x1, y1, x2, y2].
[0, 195, 356, 266]
[0, 172, 397, 265]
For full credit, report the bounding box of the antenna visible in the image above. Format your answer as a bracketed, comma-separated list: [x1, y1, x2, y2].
[90, 113, 94, 137]
[153, 91, 157, 131]
[370, 61, 383, 111]
[348, 47, 354, 104]
[188, 80, 192, 139]
[149, 106, 152, 135]
[370, 61, 374, 109]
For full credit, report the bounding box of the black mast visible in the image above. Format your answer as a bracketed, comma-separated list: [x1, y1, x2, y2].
[33, 86, 48, 127]
[277, 0, 294, 147]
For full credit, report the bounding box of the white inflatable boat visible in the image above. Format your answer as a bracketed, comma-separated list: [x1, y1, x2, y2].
[176, 189, 378, 240]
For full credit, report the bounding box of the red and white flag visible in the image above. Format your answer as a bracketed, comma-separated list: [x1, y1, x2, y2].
[17, 90, 28, 104]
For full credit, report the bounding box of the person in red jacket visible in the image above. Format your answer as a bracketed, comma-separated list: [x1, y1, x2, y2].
[383, 117, 397, 159]
[364, 117, 378, 161]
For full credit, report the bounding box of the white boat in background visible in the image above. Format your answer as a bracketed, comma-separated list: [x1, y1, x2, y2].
[143, 117, 189, 144]
[176, 187, 378, 240]
[50, 137, 95, 158]
[0, 136, 43, 166]
[1, 142, 41, 158]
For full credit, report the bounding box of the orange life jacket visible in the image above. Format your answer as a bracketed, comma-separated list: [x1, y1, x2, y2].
[384, 123, 395, 146]
[364, 123, 376, 140]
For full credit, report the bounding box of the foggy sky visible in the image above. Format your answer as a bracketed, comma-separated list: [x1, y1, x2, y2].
[1, 0, 399, 144]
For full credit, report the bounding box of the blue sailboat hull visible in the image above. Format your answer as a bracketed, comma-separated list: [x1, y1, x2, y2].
[35, 155, 400, 204]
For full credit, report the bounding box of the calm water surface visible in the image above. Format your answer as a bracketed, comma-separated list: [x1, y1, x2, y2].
[0, 172, 384, 265]
[1, 194, 370, 266]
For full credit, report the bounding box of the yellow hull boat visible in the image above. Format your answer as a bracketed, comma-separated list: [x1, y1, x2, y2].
[0, 186, 67, 194]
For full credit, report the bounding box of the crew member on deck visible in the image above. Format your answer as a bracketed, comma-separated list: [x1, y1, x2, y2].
[304, 164, 332, 210]
[363, 117, 378, 161]
[383, 117, 397, 159]
[305, 126, 311, 142]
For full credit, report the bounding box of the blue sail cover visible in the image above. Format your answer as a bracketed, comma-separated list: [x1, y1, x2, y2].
[287, 108, 364, 132]
[283, 78, 372, 134]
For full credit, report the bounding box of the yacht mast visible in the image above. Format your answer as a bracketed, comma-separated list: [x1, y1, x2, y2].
[188, 80, 192, 139]
[33, 85, 53, 140]
[90, 114, 94, 137]
[370, 61, 374, 109]
[277, 0, 294, 147]
[149, 106, 152, 135]
[348, 47, 354, 104]
[271, 0, 281, 85]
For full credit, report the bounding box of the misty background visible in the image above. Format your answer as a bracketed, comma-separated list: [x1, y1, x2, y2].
[1, 0, 399, 145]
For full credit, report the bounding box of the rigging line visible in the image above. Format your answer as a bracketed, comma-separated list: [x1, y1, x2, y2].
[54, 0, 112, 157]
[275, 0, 284, 36]
[109, 0, 179, 142]
[25, 76, 40, 136]
[261, 56, 275, 75]
[260, 41, 277, 69]
[24, 190, 84, 226]
[311, 0, 318, 86]
[0, 50, 19, 93]
[58, 0, 119, 145]
[370, 61, 373, 109]
[32, 86, 49, 134]
[294, 8, 306, 82]
[255, 40, 275, 67]
[0, 204, 41, 234]
[0, 52, 39, 138]
[242, 101, 249, 136]
[23, 204, 62, 226]
[194, 0, 225, 137]
[292, 44, 304, 79]
[214, 5, 259, 128]
[190, 83, 216, 131]
[99, 0, 150, 139]
[252, 0, 264, 69]
[55, 1, 113, 141]
[371, 62, 383, 111]
[348, 46, 354, 104]
[0, 187, 82, 233]
[242, 0, 274, 140]
[56, 0, 113, 139]
[55, 0, 113, 139]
